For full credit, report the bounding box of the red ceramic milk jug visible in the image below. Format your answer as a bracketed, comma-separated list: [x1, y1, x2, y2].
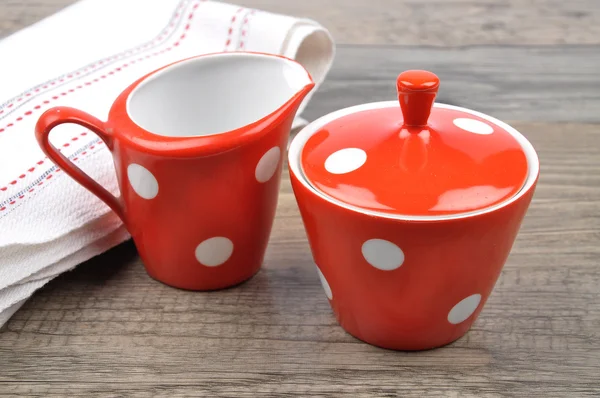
[36, 52, 314, 291]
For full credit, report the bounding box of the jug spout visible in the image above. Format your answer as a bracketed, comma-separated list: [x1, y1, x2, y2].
[225, 51, 315, 134]
[126, 51, 314, 141]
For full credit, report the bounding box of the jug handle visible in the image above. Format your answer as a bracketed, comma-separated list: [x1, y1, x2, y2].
[35, 107, 126, 223]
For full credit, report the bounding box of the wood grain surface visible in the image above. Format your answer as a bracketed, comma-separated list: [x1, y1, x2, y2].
[1, 0, 600, 45]
[1, 0, 600, 397]
[301, 45, 600, 124]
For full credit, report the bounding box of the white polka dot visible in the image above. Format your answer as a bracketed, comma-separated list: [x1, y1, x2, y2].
[453, 118, 494, 135]
[448, 294, 482, 324]
[316, 266, 332, 300]
[255, 146, 281, 183]
[361, 239, 404, 271]
[127, 163, 158, 199]
[324, 148, 367, 174]
[195, 237, 234, 267]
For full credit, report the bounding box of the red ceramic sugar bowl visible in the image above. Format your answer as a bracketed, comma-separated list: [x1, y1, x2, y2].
[35, 52, 314, 291]
[288, 70, 539, 350]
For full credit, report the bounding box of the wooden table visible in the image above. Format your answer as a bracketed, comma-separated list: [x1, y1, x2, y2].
[1, 1, 599, 396]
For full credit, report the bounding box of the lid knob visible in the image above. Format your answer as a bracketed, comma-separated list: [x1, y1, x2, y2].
[397, 70, 440, 127]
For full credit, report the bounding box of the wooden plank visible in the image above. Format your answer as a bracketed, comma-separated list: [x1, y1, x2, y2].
[0, 0, 74, 39]
[2, 0, 600, 46]
[235, 0, 600, 46]
[1, 120, 599, 396]
[301, 45, 600, 124]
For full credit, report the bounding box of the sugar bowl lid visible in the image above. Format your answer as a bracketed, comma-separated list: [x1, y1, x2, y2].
[298, 70, 530, 218]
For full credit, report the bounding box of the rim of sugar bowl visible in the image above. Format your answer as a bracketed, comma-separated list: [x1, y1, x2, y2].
[288, 101, 540, 222]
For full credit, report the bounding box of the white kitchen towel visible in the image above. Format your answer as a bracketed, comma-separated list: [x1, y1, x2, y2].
[0, 0, 334, 326]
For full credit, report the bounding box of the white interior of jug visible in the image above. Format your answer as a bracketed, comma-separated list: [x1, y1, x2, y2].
[127, 53, 312, 137]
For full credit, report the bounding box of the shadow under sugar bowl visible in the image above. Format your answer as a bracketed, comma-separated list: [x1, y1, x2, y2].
[288, 70, 539, 350]
[35, 52, 314, 291]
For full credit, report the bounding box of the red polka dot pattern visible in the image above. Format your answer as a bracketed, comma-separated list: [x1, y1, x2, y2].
[301, 106, 529, 217]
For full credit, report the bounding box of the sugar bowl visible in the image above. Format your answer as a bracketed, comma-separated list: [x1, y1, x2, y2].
[288, 70, 539, 350]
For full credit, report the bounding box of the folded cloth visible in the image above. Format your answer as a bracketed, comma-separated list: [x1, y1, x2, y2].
[0, 0, 334, 326]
